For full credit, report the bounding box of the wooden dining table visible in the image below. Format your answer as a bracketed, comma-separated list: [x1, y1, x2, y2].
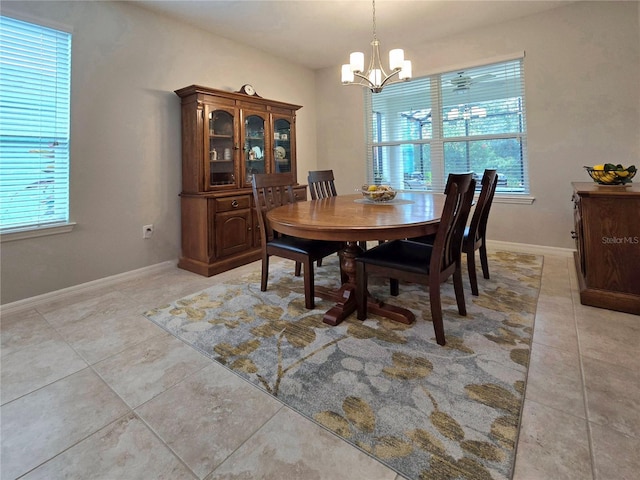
[266, 191, 446, 326]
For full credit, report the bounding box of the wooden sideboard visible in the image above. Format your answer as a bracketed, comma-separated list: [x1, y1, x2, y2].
[571, 182, 640, 315]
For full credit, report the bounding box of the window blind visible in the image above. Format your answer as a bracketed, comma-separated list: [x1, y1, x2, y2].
[0, 15, 72, 233]
[365, 76, 434, 188]
[365, 58, 528, 194]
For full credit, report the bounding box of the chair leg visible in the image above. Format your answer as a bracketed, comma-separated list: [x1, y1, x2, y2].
[317, 258, 323, 267]
[295, 261, 302, 277]
[429, 282, 446, 346]
[467, 250, 479, 296]
[390, 278, 399, 296]
[356, 262, 368, 320]
[302, 259, 315, 309]
[453, 264, 467, 316]
[261, 254, 270, 292]
[479, 242, 490, 279]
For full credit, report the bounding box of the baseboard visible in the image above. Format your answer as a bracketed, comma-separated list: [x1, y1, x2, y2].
[486, 240, 575, 258]
[1, 260, 178, 316]
[2, 242, 574, 315]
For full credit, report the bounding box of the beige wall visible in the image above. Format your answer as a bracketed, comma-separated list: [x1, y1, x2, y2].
[0, 1, 318, 304]
[2, 1, 639, 304]
[317, 1, 640, 249]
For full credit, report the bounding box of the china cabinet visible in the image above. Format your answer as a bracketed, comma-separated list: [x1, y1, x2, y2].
[175, 85, 305, 276]
[571, 182, 640, 315]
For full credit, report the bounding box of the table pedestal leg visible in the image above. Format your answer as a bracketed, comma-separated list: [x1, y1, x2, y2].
[315, 242, 360, 325]
[315, 242, 416, 326]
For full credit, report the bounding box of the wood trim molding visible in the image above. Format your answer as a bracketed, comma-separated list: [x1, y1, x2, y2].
[0, 260, 177, 315]
[2, 240, 575, 314]
[486, 240, 575, 258]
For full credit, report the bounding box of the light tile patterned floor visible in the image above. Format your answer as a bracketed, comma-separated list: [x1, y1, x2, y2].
[1, 253, 638, 479]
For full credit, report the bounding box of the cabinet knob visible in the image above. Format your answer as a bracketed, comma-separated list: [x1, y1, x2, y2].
[570, 230, 578, 239]
[231, 200, 239, 208]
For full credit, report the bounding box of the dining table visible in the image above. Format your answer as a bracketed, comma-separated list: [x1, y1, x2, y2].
[266, 191, 446, 326]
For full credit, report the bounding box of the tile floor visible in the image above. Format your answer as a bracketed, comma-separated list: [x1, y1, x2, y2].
[1, 251, 638, 479]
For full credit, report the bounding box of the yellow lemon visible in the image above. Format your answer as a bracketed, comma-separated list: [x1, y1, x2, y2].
[368, 185, 378, 192]
[592, 164, 605, 171]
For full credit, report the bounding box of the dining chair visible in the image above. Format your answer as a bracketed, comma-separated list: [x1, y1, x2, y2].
[307, 169, 368, 256]
[252, 173, 344, 309]
[411, 169, 498, 296]
[355, 172, 476, 346]
[463, 169, 498, 295]
[307, 169, 338, 200]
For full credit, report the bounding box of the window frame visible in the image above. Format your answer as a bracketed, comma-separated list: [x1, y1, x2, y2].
[364, 54, 534, 204]
[0, 14, 75, 242]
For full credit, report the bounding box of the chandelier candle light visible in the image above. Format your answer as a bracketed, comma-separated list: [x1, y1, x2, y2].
[341, 0, 412, 93]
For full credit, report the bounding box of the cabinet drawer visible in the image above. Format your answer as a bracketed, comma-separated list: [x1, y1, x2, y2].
[215, 195, 251, 212]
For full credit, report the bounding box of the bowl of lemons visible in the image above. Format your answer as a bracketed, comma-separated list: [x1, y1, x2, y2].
[584, 164, 636, 185]
[361, 184, 397, 202]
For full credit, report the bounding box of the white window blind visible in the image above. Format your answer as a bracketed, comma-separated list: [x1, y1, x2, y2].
[365, 58, 528, 194]
[0, 15, 71, 234]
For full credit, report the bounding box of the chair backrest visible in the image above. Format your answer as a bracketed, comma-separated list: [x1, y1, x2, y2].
[307, 170, 338, 200]
[469, 169, 498, 244]
[252, 173, 295, 246]
[430, 172, 476, 274]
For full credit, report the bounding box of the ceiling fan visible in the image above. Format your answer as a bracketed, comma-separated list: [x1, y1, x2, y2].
[450, 71, 495, 92]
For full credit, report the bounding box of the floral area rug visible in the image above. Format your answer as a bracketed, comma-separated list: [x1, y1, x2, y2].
[144, 251, 542, 480]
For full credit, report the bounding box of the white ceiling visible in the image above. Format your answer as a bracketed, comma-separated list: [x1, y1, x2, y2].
[132, 0, 576, 70]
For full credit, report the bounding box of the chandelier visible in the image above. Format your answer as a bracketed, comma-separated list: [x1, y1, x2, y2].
[341, 0, 412, 93]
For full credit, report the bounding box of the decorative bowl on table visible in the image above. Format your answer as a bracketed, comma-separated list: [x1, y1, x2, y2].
[584, 164, 636, 185]
[361, 184, 397, 202]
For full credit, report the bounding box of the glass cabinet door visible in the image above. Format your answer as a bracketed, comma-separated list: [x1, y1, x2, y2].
[273, 117, 292, 174]
[208, 109, 235, 187]
[243, 113, 266, 185]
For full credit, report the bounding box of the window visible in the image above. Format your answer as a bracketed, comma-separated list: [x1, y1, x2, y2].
[365, 57, 528, 196]
[0, 15, 72, 236]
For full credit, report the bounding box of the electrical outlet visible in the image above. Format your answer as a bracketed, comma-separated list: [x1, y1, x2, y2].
[143, 224, 154, 239]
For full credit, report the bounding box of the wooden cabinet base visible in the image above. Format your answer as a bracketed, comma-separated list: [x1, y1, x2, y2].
[178, 249, 261, 277]
[574, 252, 640, 315]
[571, 182, 640, 317]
